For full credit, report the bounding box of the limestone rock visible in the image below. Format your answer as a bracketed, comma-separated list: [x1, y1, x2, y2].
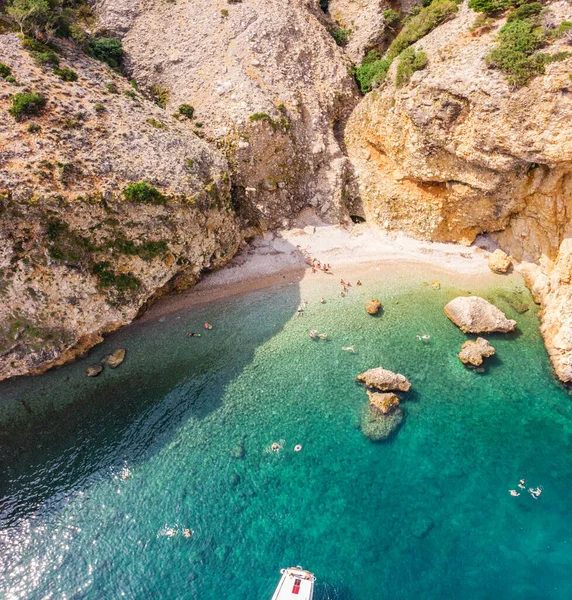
[444, 297, 516, 334]
[94, 0, 360, 227]
[488, 249, 512, 274]
[102, 349, 126, 369]
[345, 1, 572, 252]
[366, 299, 382, 315]
[86, 365, 104, 377]
[520, 240, 572, 383]
[356, 367, 411, 392]
[458, 337, 495, 367]
[367, 390, 400, 414]
[360, 402, 404, 441]
[0, 33, 239, 381]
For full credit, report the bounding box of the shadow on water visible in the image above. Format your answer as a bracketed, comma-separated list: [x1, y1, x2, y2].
[0, 240, 305, 528]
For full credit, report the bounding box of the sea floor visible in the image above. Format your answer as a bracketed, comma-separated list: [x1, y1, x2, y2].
[1, 263, 572, 599]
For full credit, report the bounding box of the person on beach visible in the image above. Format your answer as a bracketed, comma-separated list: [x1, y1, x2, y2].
[340, 279, 345, 286]
[509, 490, 520, 497]
[340, 291, 345, 297]
[312, 266, 316, 274]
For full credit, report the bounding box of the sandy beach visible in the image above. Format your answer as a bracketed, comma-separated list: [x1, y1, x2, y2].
[141, 222, 502, 321]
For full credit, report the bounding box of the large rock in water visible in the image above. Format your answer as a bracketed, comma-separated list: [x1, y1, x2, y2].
[458, 338, 495, 367]
[367, 390, 400, 414]
[356, 367, 411, 392]
[444, 297, 516, 334]
[94, 0, 360, 228]
[365, 299, 382, 315]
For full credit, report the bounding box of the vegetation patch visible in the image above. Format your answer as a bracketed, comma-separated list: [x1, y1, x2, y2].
[152, 86, 170, 108]
[383, 9, 401, 28]
[395, 47, 428, 87]
[249, 111, 290, 132]
[9, 91, 47, 121]
[178, 103, 195, 119]
[123, 182, 167, 205]
[53, 66, 77, 81]
[146, 118, 167, 129]
[331, 27, 350, 46]
[85, 37, 123, 68]
[355, 50, 393, 93]
[0, 62, 12, 78]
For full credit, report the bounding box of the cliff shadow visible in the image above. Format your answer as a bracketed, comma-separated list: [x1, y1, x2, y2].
[0, 236, 307, 527]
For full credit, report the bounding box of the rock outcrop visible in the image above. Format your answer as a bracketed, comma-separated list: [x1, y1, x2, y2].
[361, 400, 404, 441]
[367, 390, 400, 414]
[488, 249, 511, 274]
[458, 337, 495, 367]
[345, 1, 572, 248]
[521, 240, 572, 383]
[356, 367, 411, 391]
[365, 298, 382, 315]
[0, 33, 240, 381]
[444, 297, 516, 334]
[94, 0, 361, 229]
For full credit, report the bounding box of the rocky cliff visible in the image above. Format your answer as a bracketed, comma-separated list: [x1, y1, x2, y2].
[0, 32, 239, 380]
[94, 0, 361, 230]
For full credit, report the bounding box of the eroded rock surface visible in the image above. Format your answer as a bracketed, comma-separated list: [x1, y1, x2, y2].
[360, 401, 404, 441]
[488, 249, 511, 274]
[95, 0, 360, 229]
[356, 367, 411, 391]
[444, 297, 516, 334]
[365, 298, 382, 315]
[0, 33, 240, 381]
[458, 337, 496, 367]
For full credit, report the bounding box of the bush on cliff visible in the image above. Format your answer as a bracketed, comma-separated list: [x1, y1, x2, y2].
[85, 36, 123, 68]
[355, 50, 392, 92]
[395, 47, 428, 87]
[9, 91, 46, 121]
[123, 182, 167, 205]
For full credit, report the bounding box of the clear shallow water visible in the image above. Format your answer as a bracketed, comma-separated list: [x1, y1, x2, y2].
[2, 265, 572, 599]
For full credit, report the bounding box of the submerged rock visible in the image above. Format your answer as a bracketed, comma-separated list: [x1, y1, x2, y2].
[231, 441, 245, 460]
[360, 403, 404, 442]
[86, 365, 103, 377]
[411, 516, 434, 538]
[366, 299, 382, 315]
[488, 249, 512, 274]
[356, 367, 411, 392]
[102, 349, 126, 369]
[444, 296, 516, 334]
[458, 337, 495, 367]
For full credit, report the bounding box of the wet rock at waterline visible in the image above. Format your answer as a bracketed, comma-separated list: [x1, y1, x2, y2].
[458, 338, 496, 367]
[488, 249, 512, 274]
[366, 299, 383, 315]
[102, 349, 126, 369]
[367, 391, 400, 414]
[86, 365, 103, 377]
[444, 297, 516, 334]
[356, 367, 411, 392]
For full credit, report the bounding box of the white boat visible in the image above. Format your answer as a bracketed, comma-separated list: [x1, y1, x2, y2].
[271, 566, 315, 600]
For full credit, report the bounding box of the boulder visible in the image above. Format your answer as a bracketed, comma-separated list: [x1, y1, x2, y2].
[366, 299, 382, 315]
[444, 296, 516, 334]
[356, 367, 411, 392]
[488, 249, 512, 274]
[86, 365, 103, 377]
[458, 337, 495, 367]
[360, 403, 404, 441]
[367, 391, 400, 415]
[102, 349, 126, 369]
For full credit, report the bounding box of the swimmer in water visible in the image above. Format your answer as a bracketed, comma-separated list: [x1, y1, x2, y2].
[120, 467, 132, 480]
[320, 297, 326, 304]
[183, 528, 192, 538]
[342, 345, 356, 352]
[204, 322, 213, 330]
[271, 442, 280, 452]
[318, 333, 328, 339]
[294, 444, 302, 452]
[509, 490, 520, 497]
[518, 479, 526, 489]
[187, 332, 201, 337]
[309, 329, 318, 339]
[165, 528, 177, 537]
[416, 334, 431, 341]
[529, 487, 542, 499]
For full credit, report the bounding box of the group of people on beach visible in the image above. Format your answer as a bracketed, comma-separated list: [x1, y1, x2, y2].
[509, 479, 542, 499]
[310, 258, 331, 274]
[339, 278, 361, 297]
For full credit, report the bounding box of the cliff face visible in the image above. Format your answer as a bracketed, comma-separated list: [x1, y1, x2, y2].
[0, 32, 239, 380]
[346, 1, 572, 249]
[93, 0, 361, 229]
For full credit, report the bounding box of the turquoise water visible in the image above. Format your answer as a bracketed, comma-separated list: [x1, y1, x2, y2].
[2, 265, 572, 599]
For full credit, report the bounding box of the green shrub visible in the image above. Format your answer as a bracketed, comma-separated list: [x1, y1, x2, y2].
[27, 122, 41, 132]
[123, 89, 137, 100]
[123, 182, 166, 205]
[9, 91, 46, 121]
[91, 261, 141, 292]
[506, 2, 542, 23]
[86, 37, 123, 68]
[53, 66, 77, 81]
[5, 75, 17, 83]
[146, 118, 167, 129]
[221, 9, 229, 16]
[105, 81, 118, 93]
[395, 47, 428, 87]
[468, 0, 509, 13]
[355, 50, 392, 92]
[94, 103, 105, 113]
[178, 103, 195, 118]
[34, 49, 60, 66]
[152, 86, 169, 108]
[332, 27, 350, 46]
[0, 62, 12, 78]
[383, 9, 400, 27]
[486, 18, 545, 85]
[388, 0, 459, 60]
